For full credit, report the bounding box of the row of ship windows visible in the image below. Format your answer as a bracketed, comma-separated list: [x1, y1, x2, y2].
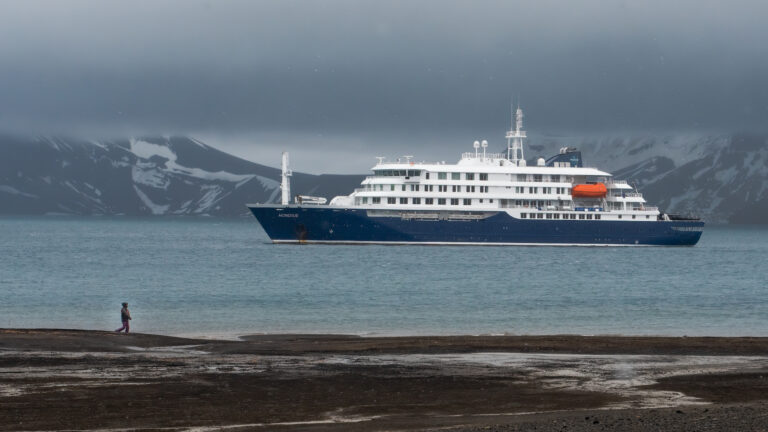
[375, 170, 490, 181]
[356, 195, 644, 213]
[374, 170, 423, 177]
[357, 197, 592, 207]
[516, 187, 570, 194]
[502, 202, 644, 212]
[358, 198, 575, 207]
[520, 213, 651, 220]
[365, 184, 567, 194]
[366, 184, 491, 192]
[374, 171, 567, 183]
[354, 197, 652, 219]
[360, 197, 494, 205]
[432, 172, 489, 181]
[521, 213, 601, 220]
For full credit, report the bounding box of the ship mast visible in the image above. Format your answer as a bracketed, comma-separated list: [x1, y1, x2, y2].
[506, 103, 526, 165]
[281, 151, 292, 205]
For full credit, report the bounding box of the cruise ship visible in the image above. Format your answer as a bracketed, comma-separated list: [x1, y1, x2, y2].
[248, 107, 704, 246]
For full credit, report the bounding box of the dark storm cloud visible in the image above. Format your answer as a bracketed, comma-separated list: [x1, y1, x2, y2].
[1, 0, 767, 138]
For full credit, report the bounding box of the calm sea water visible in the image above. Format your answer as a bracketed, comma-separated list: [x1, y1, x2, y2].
[0, 217, 765, 338]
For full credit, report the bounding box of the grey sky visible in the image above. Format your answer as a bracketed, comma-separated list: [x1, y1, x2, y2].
[1, 0, 766, 172]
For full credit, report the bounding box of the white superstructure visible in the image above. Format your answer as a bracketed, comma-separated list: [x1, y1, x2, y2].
[329, 107, 660, 222]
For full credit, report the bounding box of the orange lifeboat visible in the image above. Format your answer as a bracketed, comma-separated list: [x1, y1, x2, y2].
[571, 183, 607, 198]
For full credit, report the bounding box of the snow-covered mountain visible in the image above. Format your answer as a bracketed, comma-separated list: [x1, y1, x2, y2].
[524, 133, 767, 224]
[609, 135, 768, 224]
[0, 133, 765, 223]
[0, 135, 363, 217]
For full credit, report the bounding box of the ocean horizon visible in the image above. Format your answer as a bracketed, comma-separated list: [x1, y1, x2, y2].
[1, 216, 765, 338]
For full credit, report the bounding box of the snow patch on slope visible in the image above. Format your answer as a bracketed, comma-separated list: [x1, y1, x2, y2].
[41, 136, 73, 152]
[63, 181, 103, 204]
[195, 185, 223, 213]
[133, 185, 169, 215]
[255, 175, 281, 203]
[189, 137, 210, 149]
[171, 165, 254, 182]
[129, 139, 255, 184]
[130, 139, 177, 162]
[714, 166, 739, 185]
[0, 185, 38, 199]
[88, 140, 108, 151]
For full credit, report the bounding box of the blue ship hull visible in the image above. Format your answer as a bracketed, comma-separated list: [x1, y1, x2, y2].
[248, 205, 704, 246]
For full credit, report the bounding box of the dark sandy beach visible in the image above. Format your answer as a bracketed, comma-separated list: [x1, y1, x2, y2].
[1, 329, 767, 431]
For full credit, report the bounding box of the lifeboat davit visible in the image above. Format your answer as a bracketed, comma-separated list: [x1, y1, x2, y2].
[572, 183, 607, 198]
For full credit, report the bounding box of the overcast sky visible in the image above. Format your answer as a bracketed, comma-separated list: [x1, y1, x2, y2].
[1, 0, 766, 172]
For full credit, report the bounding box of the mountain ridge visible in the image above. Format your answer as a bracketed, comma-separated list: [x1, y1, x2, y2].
[0, 133, 765, 223]
[0, 134, 363, 217]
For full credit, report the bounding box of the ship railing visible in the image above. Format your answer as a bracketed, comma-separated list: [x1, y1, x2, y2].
[461, 152, 507, 160]
[608, 192, 644, 198]
[366, 174, 422, 182]
[506, 177, 572, 183]
[605, 180, 628, 185]
[616, 206, 659, 212]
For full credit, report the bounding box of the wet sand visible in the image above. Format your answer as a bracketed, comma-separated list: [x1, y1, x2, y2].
[1, 329, 767, 431]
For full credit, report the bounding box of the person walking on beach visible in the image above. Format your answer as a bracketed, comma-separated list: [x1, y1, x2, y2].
[115, 302, 131, 333]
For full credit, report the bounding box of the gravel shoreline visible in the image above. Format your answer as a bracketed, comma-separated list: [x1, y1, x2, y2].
[1, 329, 767, 431]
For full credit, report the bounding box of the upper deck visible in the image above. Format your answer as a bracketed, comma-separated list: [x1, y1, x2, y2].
[329, 150, 657, 222]
[372, 157, 611, 177]
[323, 106, 661, 222]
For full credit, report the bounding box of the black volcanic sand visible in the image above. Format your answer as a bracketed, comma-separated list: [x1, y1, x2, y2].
[1, 329, 767, 431]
